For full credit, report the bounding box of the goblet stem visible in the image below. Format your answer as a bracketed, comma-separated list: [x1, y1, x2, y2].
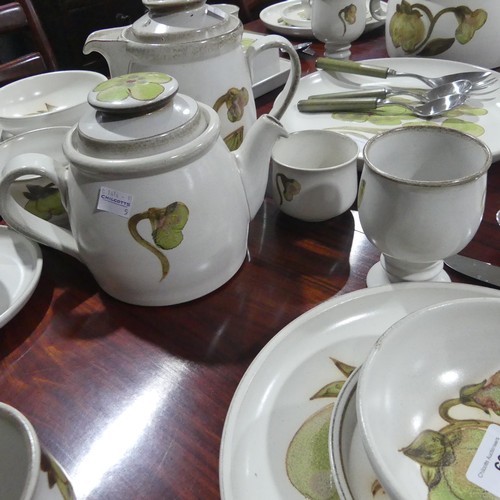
[366, 254, 451, 287]
[324, 42, 352, 60]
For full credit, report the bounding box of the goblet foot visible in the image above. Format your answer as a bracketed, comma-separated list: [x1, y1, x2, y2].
[324, 42, 352, 60]
[366, 255, 451, 288]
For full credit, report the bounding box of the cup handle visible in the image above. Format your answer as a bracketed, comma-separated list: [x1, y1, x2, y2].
[369, 0, 387, 21]
[0, 153, 80, 260]
[245, 34, 301, 120]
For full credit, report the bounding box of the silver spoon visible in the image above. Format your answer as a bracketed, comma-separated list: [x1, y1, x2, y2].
[308, 79, 473, 103]
[316, 58, 494, 90]
[298, 93, 468, 118]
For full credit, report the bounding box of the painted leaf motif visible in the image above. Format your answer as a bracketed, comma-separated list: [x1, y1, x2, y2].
[96, 86, 130, 102]
[130, 82, 165, 101]
[151, 202, 189, 250]
[418, 38, 455, 56]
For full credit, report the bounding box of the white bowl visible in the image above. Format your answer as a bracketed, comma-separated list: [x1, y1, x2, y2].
[329, 367, 386, 500]
[0, 70, 106, 136]
[357, 297, 500, 500]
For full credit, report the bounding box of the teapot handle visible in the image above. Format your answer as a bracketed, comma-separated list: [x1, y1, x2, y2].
[245, 34, 301, 120]
[0, 153, 80, 260]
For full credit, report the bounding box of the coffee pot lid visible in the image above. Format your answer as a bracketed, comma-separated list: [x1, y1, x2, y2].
[76, 72, 206, 157]
[127, 0, 239, 44]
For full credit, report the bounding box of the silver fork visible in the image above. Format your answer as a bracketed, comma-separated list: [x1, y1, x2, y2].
[316, 57, 495, 90]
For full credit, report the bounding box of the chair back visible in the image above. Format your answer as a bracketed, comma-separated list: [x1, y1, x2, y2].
[0, 0, 57, 86]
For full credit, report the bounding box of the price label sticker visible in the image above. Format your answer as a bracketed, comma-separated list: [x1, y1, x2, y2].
[97, 187, 133, 218]
[466, 423, 500, 497]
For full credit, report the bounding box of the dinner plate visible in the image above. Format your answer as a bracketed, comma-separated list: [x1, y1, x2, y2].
[280, 58, 500, 162]
[260, 0, 384, 39]
[219, 282, 500, 500]
[0, 225, 42, 328]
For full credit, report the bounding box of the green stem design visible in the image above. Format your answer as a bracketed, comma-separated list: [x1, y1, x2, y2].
[338, 10, 347, 35]
[276, 173, 286, 205]
[128, 212, 170, 281]
[412, 5, 457, 52]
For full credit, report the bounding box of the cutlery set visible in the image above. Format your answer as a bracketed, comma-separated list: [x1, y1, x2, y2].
[298, 57, 496, 117]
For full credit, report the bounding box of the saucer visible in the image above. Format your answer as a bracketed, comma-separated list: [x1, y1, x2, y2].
[0, 225, 42, 328]
[281, 2, 310, 27]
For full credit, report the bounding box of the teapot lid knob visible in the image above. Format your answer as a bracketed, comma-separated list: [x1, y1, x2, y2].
[87, 72, 178, 114]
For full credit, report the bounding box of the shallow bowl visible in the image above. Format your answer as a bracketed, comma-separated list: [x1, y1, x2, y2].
[357, 297, 500, 500]
[0, 70, 106, 136]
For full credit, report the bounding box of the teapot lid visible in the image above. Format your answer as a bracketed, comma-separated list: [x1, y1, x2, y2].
[75, 72, 207, 158]
[127, 0, 240, 44]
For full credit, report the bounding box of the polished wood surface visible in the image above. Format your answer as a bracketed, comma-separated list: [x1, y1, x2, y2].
[1, 22, 500, 500]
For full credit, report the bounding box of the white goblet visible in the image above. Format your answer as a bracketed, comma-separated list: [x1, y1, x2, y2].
[358, 126, 491, 287]
[311, 0, 385, 59]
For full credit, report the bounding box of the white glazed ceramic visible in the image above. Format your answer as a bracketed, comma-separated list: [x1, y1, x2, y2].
[385, 0, 500, 69]
[358, 126, 491, 286]
[0, 71, 106, 137]
[271, 130, 358, 221]
[260, 0, 385, 38]
[357, 297, 500, 500]
[220, 282, 500, 500]
[83, 0, 300, 152]
[0, 72, 287, 306]
[281, 58, 500, 162]
[0, 226, 43, 328]
[0, 402, 75, 500]
[311, 0, 385, 59]
[329, 367, 388, 500]
[0, 127, 70, 224]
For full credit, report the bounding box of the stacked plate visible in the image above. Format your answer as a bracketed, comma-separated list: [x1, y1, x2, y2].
[329, 297, 500, 499]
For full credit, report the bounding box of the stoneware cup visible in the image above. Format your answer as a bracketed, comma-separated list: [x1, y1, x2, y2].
[311, 0, 386, 59]
[358, 126, 491, 287]
[0, 402, 75, 500]
[271, 130, 359, 222]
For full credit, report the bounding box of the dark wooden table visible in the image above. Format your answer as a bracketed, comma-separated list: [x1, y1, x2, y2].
[1, 21, 499, 500]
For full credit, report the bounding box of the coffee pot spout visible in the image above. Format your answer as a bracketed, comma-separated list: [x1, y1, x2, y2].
[233, 114, 288, 219]
[83, 27, 130, 77]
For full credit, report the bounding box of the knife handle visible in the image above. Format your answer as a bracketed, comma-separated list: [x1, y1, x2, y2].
[298, 97, 380, 112]
[316, 58, 390, 79]
[309, 89, 389, 99]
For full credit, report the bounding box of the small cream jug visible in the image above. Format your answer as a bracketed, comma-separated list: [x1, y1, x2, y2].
[0, 73, 288, 306]
[83, 0, 300, 151]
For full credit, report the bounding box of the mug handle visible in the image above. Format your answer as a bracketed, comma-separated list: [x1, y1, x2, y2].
[245, 34, 301, 120]
[369, 0, 387, 21]
[0, 153, 80, 260]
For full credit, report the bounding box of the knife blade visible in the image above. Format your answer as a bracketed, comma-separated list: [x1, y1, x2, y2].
[444, 255, 500, 287]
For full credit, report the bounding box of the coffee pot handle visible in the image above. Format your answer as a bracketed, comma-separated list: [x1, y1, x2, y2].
[0, 153, 81, 260]
[245, 34, 301, 120]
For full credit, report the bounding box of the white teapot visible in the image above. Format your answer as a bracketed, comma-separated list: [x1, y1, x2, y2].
[83, 0, 300, 151]
[0, 73, 288, 306]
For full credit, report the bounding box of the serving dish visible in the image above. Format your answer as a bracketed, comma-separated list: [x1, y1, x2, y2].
[280, 57, 500, 161]
[220, 282, 500, 499]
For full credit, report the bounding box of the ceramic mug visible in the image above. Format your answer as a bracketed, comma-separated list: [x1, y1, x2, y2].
[384, 0, 500, 69]
[312, 0, 386, 59]
[0, 402, 75, 500]
[0, 127, 69, 224]
[271, 130, 359, 221]
[358, 126, 491, 287]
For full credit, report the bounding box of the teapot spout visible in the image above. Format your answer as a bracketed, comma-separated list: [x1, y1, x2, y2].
[83, 27, 130, 77]
[233, 114, 288, 220]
